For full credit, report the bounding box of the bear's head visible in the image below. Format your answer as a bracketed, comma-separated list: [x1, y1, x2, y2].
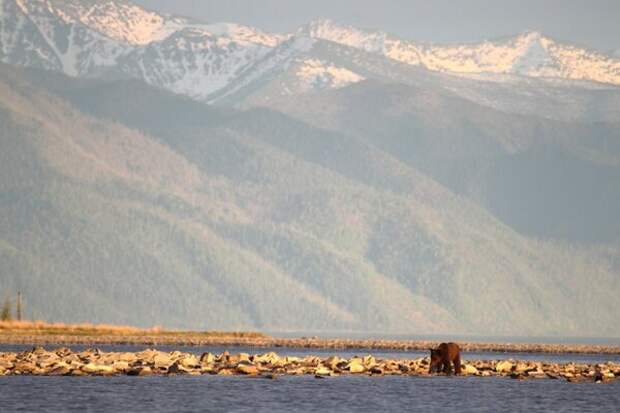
[429, 348, 443, 372]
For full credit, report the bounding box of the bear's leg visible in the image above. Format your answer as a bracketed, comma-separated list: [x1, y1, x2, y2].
[443, 361, 452, 375]
[454, 355, 462, 375]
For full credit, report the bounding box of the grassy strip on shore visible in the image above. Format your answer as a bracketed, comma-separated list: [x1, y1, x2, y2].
[0, 320, 265, 338]
[1, 321, 619, 355]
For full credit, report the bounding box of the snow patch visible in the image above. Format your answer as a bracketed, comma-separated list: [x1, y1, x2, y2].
[296, 58, 364, 92]
[203, 22, 288, 47]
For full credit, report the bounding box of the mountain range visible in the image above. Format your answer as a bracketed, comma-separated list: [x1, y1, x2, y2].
[2, 0, 620, 102]
[0, 0, 619, 336]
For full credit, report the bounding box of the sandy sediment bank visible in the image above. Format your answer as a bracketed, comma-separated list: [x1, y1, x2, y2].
[0, 347, 618, 383]
[1, 334, 619, 355]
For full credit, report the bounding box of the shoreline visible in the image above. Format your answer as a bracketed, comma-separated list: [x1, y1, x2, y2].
[1, 347, 618, 382]
[2, 334, 620, 355]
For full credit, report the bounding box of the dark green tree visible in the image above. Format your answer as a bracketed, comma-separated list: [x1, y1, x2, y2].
[16, 292, 22, 321]
[0, 297, 11, 321]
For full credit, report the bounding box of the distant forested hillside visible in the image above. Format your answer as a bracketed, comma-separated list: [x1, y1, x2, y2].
[0, 64, 618, 336]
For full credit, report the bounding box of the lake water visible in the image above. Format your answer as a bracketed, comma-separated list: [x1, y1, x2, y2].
[1, 345, 619, 412]
[1, 374, 618, 413]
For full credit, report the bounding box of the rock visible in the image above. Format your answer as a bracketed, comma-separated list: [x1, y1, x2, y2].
[118, 353, 139, 363]
[49, 365, 72, 376]
[236, 364, 259, 375]
[398, 364, 410, 373]
[323, 356, 341, 370]
[346, 361, 365, 374]
[527, 369, 546, 378]
[315, 367, 332, 376]
[383, 360, 399, 372]
[112, 361, 130, 373]
[128, 366, 153, 376]
[14, 362, 38, 374]
[138, 367, 153, 376]
[515, 362, 533, 373]
[55, 348, 73, 357]
[179, 355, 200, 369]
[200, 352, 216, 364]
[253, 352, 279, 365]
[80, 363, 99, 374]
[336, 360, 349, 370]
[495, 360, 514, 373]
[227, 353, 249, 364]
[369, 366, 384, 375]
[462, 364, 479, 375]
[301, 356, 321, 367]
[217, 368, 234, 376]
[36, 353, 61, 368]
[153, 353, 173, 370]
[63, 354, 82, 364]
[168, 361, 190, 374]
[363, 355, 377, 367]
[31, 347, 47, 355]
[81, 363, 115, 375]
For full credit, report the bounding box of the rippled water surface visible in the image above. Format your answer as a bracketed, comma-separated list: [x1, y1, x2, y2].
[1, 374, 618, 413]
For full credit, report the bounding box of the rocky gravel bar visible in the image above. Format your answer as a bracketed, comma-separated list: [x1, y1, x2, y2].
[1, 335, 619, 355]
[1, 347, 618, 383]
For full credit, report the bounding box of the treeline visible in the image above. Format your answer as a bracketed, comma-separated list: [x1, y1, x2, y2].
[0, 292, 23, 321]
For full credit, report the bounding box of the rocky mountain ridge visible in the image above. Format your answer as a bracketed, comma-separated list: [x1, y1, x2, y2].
[1, 0, 619, 102]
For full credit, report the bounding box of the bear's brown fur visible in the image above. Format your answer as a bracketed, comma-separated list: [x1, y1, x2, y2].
[429, 342, 461, 375]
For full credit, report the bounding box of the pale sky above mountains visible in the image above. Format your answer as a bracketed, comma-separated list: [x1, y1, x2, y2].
[135, 0, 620, 52]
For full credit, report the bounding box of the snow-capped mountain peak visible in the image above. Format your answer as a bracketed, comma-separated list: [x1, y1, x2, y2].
[1, 0, 288, 99]
[9, 0, 286, 47]
[301, 21, 620, 86]
[508, 31, 557, 75]
[11, 0, 186, 45]
[301, 19, 388, 54]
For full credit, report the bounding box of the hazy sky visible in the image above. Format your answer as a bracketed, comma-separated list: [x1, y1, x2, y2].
[135, 0, 620, 51]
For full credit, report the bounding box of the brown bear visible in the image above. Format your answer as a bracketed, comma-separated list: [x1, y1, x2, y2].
[429, 342, 461, 375]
